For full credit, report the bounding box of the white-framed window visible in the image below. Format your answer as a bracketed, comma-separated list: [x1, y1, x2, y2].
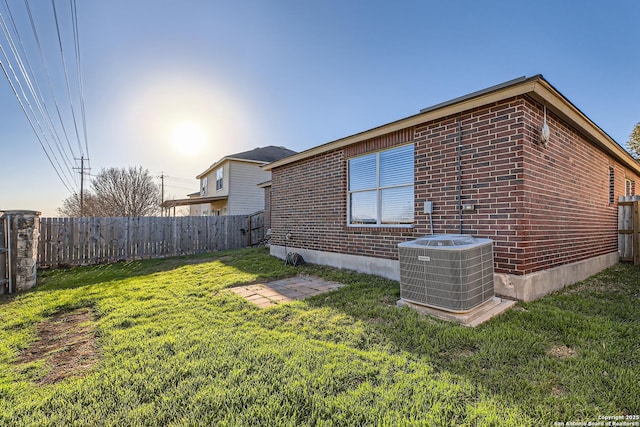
[626, 178, 635, 196]
[347, 143, 414, 226]
[216, 167, 223, 191]
[201, 177, 208, 196]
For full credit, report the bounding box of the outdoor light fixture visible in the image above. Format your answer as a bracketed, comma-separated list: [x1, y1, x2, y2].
[539, 105, 550, 146]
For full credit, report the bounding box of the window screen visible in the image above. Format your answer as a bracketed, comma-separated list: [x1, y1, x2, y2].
[201, 177, 208, 196]
[216, 167, 223, 191]
[609, 167, 615, 204]
[348, 144, 414, 226]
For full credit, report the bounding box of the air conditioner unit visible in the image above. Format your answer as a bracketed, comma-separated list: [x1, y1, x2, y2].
[398, 234, 494, 313]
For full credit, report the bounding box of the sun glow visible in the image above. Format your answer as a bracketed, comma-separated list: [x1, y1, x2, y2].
[170, 122, 207, 156]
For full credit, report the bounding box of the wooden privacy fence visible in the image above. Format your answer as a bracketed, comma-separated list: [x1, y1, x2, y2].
[618, 196, 640, 264]
[38, 212, 264, 268]
[247, 210, 265, 247]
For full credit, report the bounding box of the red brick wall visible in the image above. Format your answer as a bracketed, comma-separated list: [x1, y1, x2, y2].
[516, 97, 634, 274]
[270, 96, 639, 275]
[270, 131, 420, 260]
[413, 97, 527, 273]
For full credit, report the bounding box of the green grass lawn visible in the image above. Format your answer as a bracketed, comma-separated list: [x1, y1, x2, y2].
[1, 248, 638, 426]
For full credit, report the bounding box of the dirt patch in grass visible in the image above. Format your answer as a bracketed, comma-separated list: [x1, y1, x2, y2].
[562, 278, 612, 295]
[547, 345, 577, 359]
[16, 307, 99, 384]
[455, 349, 476, 358]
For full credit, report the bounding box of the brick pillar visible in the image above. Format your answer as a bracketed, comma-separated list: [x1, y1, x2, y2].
[1, 210, 41, 293]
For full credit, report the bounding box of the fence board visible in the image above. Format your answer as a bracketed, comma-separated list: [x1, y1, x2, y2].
[38, 213, 263, 267]
[618, 196, 640, 263]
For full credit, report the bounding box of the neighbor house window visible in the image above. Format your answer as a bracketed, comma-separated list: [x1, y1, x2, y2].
[348, 144, 414, 226]
[216, 167, 223, 191]
[625, 178, 635, 196]
[201, 177, 208, 196]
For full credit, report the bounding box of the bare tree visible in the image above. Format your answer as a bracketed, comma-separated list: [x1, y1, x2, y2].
[57, 192, 101, 217]
[92, 167, 161, 217]
[57, 166, 161, 217]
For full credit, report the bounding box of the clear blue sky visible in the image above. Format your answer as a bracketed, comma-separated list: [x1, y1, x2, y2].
[1, 0, 639, 217]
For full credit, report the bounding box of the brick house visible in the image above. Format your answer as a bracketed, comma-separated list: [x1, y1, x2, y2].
[264, 75, 640, 301]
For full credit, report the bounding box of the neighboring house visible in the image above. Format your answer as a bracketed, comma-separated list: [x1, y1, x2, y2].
[264, 75, 640, 302]
[186, 192, 202, 216]
[163, 146, 296, 216]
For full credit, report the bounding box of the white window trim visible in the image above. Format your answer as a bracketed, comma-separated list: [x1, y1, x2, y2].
[347, 143, 414, 228]
[625, 177, 634, 196]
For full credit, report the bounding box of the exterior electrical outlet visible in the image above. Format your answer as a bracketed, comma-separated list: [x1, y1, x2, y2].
[398, 234, 494, 313]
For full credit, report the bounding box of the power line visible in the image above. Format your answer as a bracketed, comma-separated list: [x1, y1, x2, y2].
[164, 174, 197, 183]
[23, 0, 78, 171]
[0, 60, 74, 193]
[0, 5, 77, 190]
[70, 0, 88, 159]
[166, 184, 198, 191]
[51, 0, 84, 158]
[0, 35, 76, 191]
[0, 0, 76, 184]
[0, 0, 90, 194]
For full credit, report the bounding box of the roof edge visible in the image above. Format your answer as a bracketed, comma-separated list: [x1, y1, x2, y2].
[264, 75, 640, 175]
[264, 75, 541, 171]
[161, 195, 228, 208]
[196, 157, 267, 179]
[529, 78, 640, 174]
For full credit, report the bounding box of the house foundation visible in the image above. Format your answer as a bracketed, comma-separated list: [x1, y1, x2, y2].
[493, 252, 619, 302]
[270, 245, 619, 302]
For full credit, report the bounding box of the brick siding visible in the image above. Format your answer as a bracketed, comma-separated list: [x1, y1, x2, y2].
[271, 95, 639, 276]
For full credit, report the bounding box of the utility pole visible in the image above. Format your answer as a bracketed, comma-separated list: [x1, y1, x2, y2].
[159, 172, 165, 217]
[74, 156, 90, 217]
[80, 156, 85, 216]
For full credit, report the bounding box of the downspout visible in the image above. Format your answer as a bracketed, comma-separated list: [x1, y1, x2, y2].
[457, 119, 463, 234]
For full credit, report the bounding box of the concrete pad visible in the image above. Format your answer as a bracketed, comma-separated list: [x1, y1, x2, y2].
[397, 297, 517, 327]
[227, 276, 346, 308]
[259, 290, 281, 297]
[253, 300, 273, 308]
[233, 290, 258, 298]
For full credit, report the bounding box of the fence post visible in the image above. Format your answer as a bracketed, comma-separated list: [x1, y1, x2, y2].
[634, 201, 640, 266]
[0, 216, 7, 294]
[2, 210, 41, 293]
[618, 196, 640, 264]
